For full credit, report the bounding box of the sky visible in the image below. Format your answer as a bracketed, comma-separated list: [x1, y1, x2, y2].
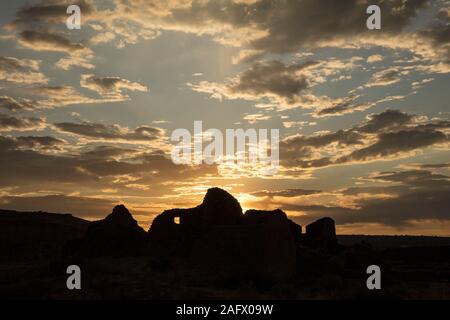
[0, 0, 449, 235]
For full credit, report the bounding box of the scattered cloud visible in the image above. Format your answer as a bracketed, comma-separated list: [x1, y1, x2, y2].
[0, 114, 46, 131]
[17, 30, 94, 70]
[281, 109, 449, 169]
[53, 121, 165, 143]
[367, 54, 383, 63]
[0, 56, 47, 84]
[80, 74, 148, 99]
[0, 96, 35, 112]
[250, 188, 321, 198]
[366, 66, 410, 87]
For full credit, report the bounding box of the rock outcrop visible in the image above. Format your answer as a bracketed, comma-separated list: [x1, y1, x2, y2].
[71, 205, 147, 257]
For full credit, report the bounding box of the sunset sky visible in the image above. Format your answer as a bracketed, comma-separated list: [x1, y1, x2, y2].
[0, 0, 449, 235]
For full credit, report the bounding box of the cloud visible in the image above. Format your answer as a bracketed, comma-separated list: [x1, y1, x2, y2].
[0, 135, 111, 188]
[282, 121, 317, 129]
[280, 130, 364, 168]
[337, 129, 447, 163]
[0, 56, 48, 84]
[249, 0, 428, 53]
[358, 109, 415, 133]
[93, 0, 448, 83]
[280, 109, 449, 169]
[251, 168, 450, 228]
[2, 1, 102, 69]
[29, 85, 98, 108]
[0, 135, 65, 152]
[189, 58, 362, 111]
[250, 188, 321, 198]
[418, 162, 450, 169]
[188, 50, 440, 116]
[314, 95, 371, 117]
[242, 113, 271, 124]
[0, 115, 46, 131]
[89, 31, 116, 45]
[109, 0, 428, 52]
[8, 0, 448, 72]
[419, 11, 450, 63]
[365, 66, 410, 87]
[189, 60, 315, 107]
[341, 169, 450, 227]
[0, 96, 35, 112]
[190, 57, 370, 113]
[134, 1, 449, 71]
[411, 77, 434, 89]
[280, 128, 365, 167]
[370, 169, 450, 188]
[15, 30, 94, 70]
[26, 83, 140, 108]
[287, 185, 450, 227]
[367, 54, 383, 63]
[283, 129, 364, 149]
[80, 145, 138, 160]
[231, 49, 264, 64]
[80, 74, 148, 99]
[11, 0, 96, 27]
[228, 60, 313, 102]
[14, 136, 66, 151]
[53, 121, 164, 143]
[0, 132, 216, 197]
[18, 30, 84, 52]
[315, 94, 407, 118]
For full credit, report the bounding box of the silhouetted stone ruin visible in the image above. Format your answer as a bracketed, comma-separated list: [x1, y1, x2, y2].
[304, 217, 339, 252]
[148, 188, 338, 283]
[62, 188, 338, 284]
[3, 188, 450, 299]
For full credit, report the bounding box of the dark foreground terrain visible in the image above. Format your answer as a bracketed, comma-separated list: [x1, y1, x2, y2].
[0, 188, 449, 299]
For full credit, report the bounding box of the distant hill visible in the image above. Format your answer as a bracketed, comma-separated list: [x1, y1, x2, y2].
[338, 234, 450, 249]
[0, 209, 89, 262]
